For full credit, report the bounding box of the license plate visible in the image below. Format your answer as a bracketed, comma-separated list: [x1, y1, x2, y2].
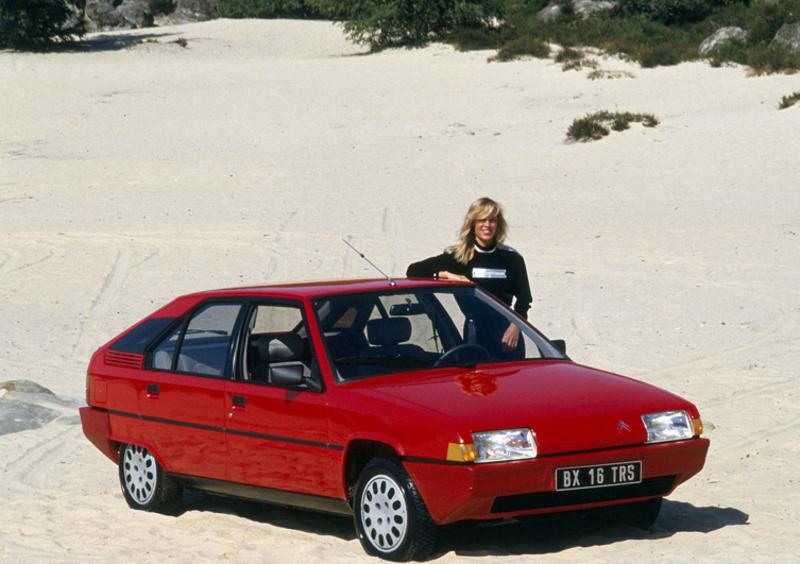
[555, 461, 642, 491]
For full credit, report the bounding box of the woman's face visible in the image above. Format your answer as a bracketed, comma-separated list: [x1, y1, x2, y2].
[473, 214, 498, 247]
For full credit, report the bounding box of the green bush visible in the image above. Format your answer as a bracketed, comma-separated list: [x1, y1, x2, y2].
[149, 0, 176, 16]
[746, 42, 800, 74]
[567, 111, 658, 141]
[617, 0, 734, 25]
[489, 35, 550, 61]
[746, 0, 800, 44]
[308, 0, 506, 49]
[213, 0, 323, 18]
[0, 0, 84, 49]
[778, 91, 800, 109]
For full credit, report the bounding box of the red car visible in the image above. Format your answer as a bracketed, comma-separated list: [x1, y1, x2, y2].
[81, 279, 709, 561]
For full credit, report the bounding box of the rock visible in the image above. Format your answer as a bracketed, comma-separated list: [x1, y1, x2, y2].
[0, 401, 61, 436]
[0, 381, 83, 436]
[118, 0, 155, 28]
[538, 1, 617, 22]
[85, 0, 153, 31]
[0, 380, 54, 394]
[699, 26, 749, 55]
[174, 0, 220, 23]
[774, 23, 800, 53]
[538, 3, 562, 22]
[574, 0, 617, 19]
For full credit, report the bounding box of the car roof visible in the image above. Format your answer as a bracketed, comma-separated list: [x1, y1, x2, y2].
[184, 278, 470, 301]
[146, 278, 474, 319]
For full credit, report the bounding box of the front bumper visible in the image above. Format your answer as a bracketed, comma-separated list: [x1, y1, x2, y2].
[405, 438, 710, 525]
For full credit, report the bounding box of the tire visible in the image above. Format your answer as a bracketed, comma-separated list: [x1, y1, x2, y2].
[118, 443, 183, 514]
[354, 458, 437, 562]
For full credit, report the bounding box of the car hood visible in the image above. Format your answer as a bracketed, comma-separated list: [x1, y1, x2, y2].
[347, 361, 696, 456]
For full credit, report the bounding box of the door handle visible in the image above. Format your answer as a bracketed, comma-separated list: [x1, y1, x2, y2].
[146, 384, 160, 396]
[232, 395, 247, 407]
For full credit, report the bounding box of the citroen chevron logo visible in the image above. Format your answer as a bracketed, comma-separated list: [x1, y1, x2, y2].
[618, 420, 631, 433]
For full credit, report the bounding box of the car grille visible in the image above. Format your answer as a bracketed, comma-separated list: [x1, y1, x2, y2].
[491, 475, 676, 514]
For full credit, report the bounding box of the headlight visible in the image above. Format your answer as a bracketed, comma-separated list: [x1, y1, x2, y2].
[471, 428, 537, 463]
[642, 410, 694, 443]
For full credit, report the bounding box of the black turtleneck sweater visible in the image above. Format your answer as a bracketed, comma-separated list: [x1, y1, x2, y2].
[406, 245, 532, 318]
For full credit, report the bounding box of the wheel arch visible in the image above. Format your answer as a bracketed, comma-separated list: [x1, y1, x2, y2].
[342, 437, 402, 503]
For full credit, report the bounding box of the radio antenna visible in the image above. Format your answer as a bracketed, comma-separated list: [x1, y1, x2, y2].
[342, 239, 396, 286]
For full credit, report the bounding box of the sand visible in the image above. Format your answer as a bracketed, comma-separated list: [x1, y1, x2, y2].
[1, 18, 799, 562]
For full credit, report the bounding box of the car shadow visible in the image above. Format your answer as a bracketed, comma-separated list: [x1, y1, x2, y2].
[177, 489, 357, 541]
[174, 493, 747, 558]
[436, 500, 749, 558]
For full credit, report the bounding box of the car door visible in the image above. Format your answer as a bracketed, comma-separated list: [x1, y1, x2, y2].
[224, 301, 341, 498]
[138, 301, 244, 480]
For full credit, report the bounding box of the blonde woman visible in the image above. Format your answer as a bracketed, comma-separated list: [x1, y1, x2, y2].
[406, 197, 532, 352]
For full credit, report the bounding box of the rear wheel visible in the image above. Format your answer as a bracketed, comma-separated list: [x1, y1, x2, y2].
[118, 443, 183, 514]
[354, 458, 436, 561]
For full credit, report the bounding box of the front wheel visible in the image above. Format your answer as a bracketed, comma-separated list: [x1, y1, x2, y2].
[118, 443, 183, 514]
[354, 458, 436, 561]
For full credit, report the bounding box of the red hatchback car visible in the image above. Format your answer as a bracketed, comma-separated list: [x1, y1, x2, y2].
[81, 279, 709, 561]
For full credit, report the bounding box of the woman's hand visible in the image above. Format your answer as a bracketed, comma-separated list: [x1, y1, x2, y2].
[501, 324, 520, 352]
[437, 271, 470, 282]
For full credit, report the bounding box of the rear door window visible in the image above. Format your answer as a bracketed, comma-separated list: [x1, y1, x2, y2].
[150, 302, 243, 378]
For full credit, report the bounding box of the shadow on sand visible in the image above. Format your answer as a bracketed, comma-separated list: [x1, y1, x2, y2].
[30, 30, 185, 53]
[174, 492, 748, 558]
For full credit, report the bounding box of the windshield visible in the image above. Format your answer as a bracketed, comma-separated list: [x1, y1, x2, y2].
[312, 286, 566, 381]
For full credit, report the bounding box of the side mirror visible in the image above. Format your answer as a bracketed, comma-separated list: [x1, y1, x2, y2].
[270, 363, 304, 387]
[270, 363, 323, 393]
[551, 339, 567, 355]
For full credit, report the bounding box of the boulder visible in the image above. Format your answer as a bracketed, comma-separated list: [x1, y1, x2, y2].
[698, 26, 749, 55]
[574, 0, 617, 19]
[118, 0, 154, 28]
[538, 3, 562, 22]
[538, 1, 617, 22]
[774, 23, 800, 53]
[174, 0, 220, 23]
[85, 0, 153, 31]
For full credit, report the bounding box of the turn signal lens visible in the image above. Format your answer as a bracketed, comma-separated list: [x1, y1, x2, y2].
[447, 443, 478, 463]
[692, 417, 703, 436]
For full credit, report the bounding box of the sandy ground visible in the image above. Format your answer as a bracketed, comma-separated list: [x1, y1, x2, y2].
[2, 18, 799, 563]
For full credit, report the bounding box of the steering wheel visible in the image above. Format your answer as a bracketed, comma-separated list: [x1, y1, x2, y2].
[433, 344, 490, 367]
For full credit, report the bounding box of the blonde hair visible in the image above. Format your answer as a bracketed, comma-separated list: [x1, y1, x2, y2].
[445, 197, 508, 265]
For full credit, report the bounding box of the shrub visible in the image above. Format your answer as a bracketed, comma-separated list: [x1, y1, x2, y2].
[489, 35, 550, 61]
[149, 0, 176, 16]
[779, 92, 800, 109]
[617, 0, 735, 25]
[308, 0, 506, 49]
[0, 0, 84, 49]
[448, 27, 508, 51]
[746, 0, 800, 44]
[746, 43, 800, 75]
[567, 111, 658, 141]
[213, 0, 323, 18]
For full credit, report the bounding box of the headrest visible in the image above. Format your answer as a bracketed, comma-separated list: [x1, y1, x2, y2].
[258, 333, 304, 362]
[367, 317, 412, 346]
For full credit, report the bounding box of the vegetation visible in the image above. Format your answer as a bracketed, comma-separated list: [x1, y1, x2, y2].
[213, 0, 325, 19]
[148, 0, 176, 17]
[779, 91, 800, 109]
[0, 0, 84, 49]
[567, 111, 659, 141]
[201, 0, 800, 73]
